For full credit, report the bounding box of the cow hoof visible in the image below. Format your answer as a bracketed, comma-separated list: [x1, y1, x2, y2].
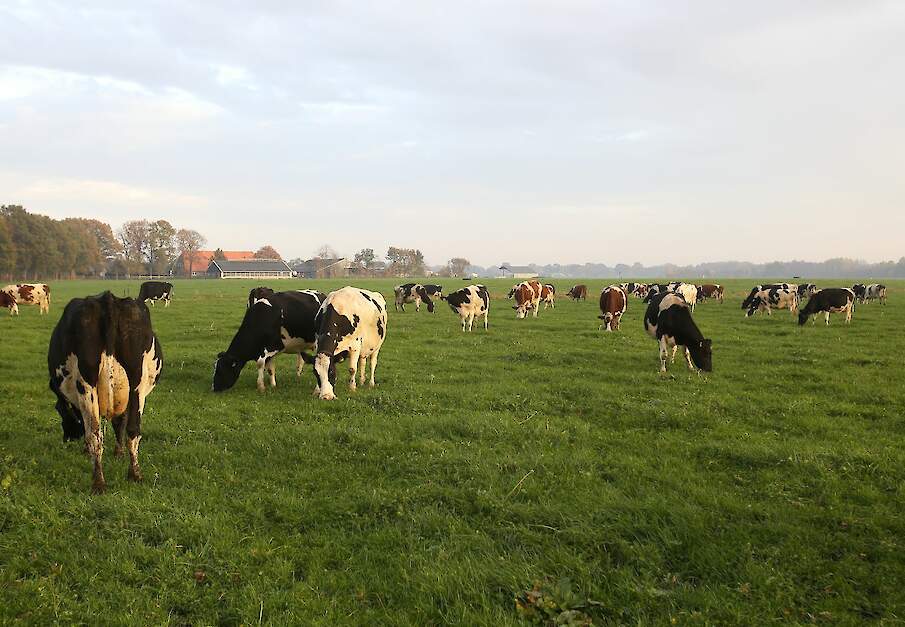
[114, 446, 124, 458]
[320, 393, 336, 401]
[128, 468, 143, 482]
[91, 481, 107, 495]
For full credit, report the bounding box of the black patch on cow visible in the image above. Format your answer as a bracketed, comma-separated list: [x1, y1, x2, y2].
[359, 290, 383, 312]
[376, 317, 385, 338]
[138, 281, 173, 303]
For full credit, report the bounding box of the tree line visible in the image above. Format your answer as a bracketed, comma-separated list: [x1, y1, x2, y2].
[0, 206, 283, 280]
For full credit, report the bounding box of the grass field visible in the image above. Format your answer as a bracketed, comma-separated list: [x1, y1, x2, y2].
[1, 278, 903, 625]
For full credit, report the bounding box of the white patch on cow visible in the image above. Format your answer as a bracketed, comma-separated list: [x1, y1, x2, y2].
[253, 298, 272, 307]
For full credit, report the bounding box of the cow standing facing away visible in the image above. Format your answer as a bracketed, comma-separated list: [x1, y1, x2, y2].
[138, 281, 173, 307]
[394, 283, 434, 312]
[567, 285, 588, 301]
[48, 292, 163, 493]
[598, 286, 627, 331]
[441, 285, 490, 331]
[301, 287, 387, 400]
[540, 283, 556, 309]
[644, 292, 712, 373]
[214, 290, 325, 392]
[798, 288, 855, 325]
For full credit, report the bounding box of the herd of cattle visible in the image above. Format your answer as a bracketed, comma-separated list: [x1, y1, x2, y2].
[0, 277, 884, 493]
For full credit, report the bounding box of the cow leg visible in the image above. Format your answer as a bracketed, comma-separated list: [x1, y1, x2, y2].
[368, 350, 379, 388]
[482, 311, 488, 330]
[671, 345, 678, 363]
[266, 357, 276, 387]
[846, 305, 852, 323]
[255, 359, 266, 392]
[164, 298, 170, 308]
[125, 391, 143, 483]
[532, 302, 539, 317]
[77, 383, 105, 493]
[112, 415, 126, 458]
[825, 311, 831, 325]
[684, 347, 695, 370]
[658, 338, 669, 373]
[415, 299, 420, 312]
[347, 347, 361, 391]
[358, 353, 367, 386]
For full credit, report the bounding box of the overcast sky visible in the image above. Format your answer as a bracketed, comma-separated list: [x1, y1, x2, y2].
[1, 1, 903, 266]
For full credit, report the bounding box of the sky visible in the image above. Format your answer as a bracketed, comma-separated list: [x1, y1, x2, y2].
[1, 0, 903, 267]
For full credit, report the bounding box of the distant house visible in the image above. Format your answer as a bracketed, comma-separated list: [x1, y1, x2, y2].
[207, 258, 294, 279]
[174, 250, 255, 277]
[498, 264, 538, 279]
[291, 257, 357, 279]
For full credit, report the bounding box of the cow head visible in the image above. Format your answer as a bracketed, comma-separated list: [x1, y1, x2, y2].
[688, 339, 712, 371]
[212, 352, 245, 391]
[56, 396, 85, 441]
[745, 297, 763, 317]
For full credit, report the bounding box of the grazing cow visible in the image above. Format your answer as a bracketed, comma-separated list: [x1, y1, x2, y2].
[745, 287, 799, 317]
[567, 284, 588, 301]
[0, 289, 18, 315]
[797, 284, 818, 300]
[48, 292, 163, 493]
[853, 283, 886, 304]
[798, 288, 855, 325]
[598, 285, 627, 331]
[511, 280, 542, 318]
[618, 282, 649, 299]
[644, 292, 712, 373]
[247, 286, 275, 307]
[697, 284, 723, 303]
[394, 283, 434, 313]
[300, 287, 387, 400]
[441, 284, 490, 331]
[741, 283, 795, 310]
[3, 283, 51, 314]
[675, 283, 699, 311]
[422, 284, 443, 299]
[138, 281, 173, 307]
[214, 290, 326, 392]
[540, 283, 556, 309]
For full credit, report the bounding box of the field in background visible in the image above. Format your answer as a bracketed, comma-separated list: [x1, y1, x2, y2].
[1, 278, 903, 624]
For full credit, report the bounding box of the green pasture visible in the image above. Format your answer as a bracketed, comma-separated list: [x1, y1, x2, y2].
[1, 278, 903, 624]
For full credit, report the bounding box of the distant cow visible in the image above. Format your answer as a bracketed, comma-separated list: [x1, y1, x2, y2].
[697, 284, 723, 303]
[853, 283, 886, 304]
[0, 289, 18, 315]
[3, 283, 51, 314]
[745, 287, 799, 317]
[394, 283, 434, 313]
[300, 287, 388, 400]
[797, 284, 818, 300]
[441, 284, 490, 331]
[618, 282, 649, 299]
[598, 285, 627, 331]
[741, 283, 795, 310]
[48, 292, 163, 493]
[674, 283, 699, 311]
[540, 283, 556, 309]
[511, 280, 542, 318]
[567, 284, 588, 301]
[798, 288, 855, 325]
[644, 292, 712, 373]
[214, 290, 326, 392]
[138, 281, 173, 307]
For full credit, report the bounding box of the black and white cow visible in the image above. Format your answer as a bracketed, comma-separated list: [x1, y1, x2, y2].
[422, 284, 443, 299]
[300, 287, 387, 400]
[247, 286, 275, 307]
[853, 283, 886, 304]
[744, 287, 799, 317]
[797, 284, 818, 300]
[213, 290, 325, 392]
[741, 283, 795, 310]
[644, 292, 712, 373]
[138, 281, 173, 307]
[441, 284, 490, 331]
[48, 292, 163, 493]
[394, 283, 434, 312]
[798, 288, 855, 325]
[619, 282, 649, 299]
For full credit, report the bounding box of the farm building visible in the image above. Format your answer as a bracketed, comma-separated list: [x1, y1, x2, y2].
[292, 257, 360, 279]
[207, 258, 294, 279]
[498, 264, 539, 279]
[173, 250, 255, 277]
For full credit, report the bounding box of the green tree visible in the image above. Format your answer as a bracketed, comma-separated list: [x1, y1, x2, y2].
[175, 229, 207, 276]
[0, 216, 16, 279]
[354, 248, 376, 267]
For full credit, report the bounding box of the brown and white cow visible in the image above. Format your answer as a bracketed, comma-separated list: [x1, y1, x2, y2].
[697, 284, 723, 303]
[540, 283, 555, 309]
[0, 289, 18, 315]
[598, 285, 627, 331]
[511, 280, 542, 318]
[567, 284, 588, 301]
[3, 283, 50, 314]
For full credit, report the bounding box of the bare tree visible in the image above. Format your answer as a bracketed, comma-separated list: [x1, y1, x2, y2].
[315, 244, 339, 260]
[447, 257, 470, 277]
[175, 228, 207, 276]
[255, 245, 282, 260]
